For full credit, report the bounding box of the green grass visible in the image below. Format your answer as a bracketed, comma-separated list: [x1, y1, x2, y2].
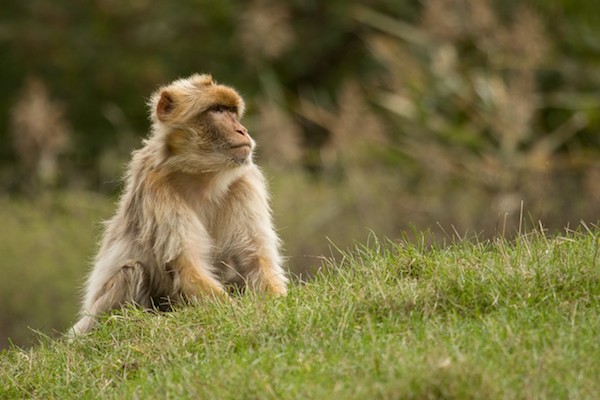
[1, 227, 599, 399]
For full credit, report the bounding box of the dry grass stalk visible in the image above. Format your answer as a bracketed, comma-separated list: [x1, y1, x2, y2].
[254, 97, 303, 167]
[238, 0, 295, 62]
[10, 76, 70, 191]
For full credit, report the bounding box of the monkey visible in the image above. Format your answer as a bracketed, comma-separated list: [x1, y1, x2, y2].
[70, 74, 287, 336]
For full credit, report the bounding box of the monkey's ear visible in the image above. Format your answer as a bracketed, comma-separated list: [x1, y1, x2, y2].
[156, 91, 175, 122]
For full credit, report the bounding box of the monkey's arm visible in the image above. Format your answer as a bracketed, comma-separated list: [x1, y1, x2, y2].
[170, 250, 229, 301]
[228, 171, 288, 296]
[138, 170, 230, 302]
[151, 187, 230, 301]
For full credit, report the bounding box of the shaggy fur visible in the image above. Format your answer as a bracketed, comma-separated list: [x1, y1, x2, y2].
[71, 74, 287, 335]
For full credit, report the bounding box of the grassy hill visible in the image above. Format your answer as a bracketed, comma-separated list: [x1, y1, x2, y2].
[1, 227, 599, 399]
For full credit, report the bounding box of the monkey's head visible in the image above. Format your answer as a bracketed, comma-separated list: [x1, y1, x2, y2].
[149, 74, 254, 171]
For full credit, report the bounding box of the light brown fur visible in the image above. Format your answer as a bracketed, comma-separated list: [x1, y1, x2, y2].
[71, 74, 287, 335]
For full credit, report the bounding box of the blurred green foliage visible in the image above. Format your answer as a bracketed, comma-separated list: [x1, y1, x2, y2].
[0, 192, 113, 348]
[1, 0, 598, 186]
[0, 0, 599, 347]
[0, 0, 408, 181]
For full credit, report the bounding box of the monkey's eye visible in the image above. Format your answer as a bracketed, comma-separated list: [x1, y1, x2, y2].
[209, 105, 226, 113]
[209, 105, 237, 114]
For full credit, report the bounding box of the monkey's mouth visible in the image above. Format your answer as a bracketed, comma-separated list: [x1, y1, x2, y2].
[229, 143, 253, 161]
[229, 143, 252, 151]
[229, 144, 253, 164]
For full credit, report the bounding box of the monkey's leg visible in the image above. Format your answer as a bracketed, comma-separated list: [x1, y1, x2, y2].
[172, 253, 230, 302]
[70, 261, 149, 336]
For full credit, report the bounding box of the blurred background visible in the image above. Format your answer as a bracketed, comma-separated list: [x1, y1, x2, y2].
[1, 0, 599, 348]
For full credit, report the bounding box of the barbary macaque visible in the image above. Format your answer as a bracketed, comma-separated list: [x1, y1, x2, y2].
[71, 74, 287, 335]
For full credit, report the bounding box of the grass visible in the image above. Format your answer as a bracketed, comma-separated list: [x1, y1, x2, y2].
[1, 226, 599, 399]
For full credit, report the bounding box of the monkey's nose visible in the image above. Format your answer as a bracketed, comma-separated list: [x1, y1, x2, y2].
[236, 128, 247, 136]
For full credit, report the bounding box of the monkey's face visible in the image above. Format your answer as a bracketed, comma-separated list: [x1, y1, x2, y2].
[151, 74, 255, 170]
[201, 105, 255, 165]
